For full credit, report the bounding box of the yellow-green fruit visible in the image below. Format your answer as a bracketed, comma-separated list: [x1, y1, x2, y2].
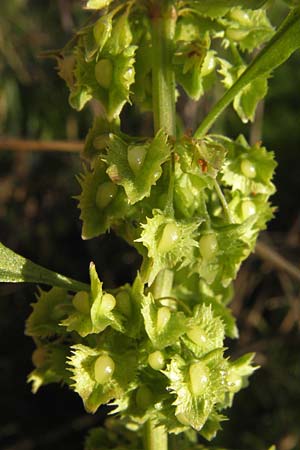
[230, 9, 250, 25]
[187, 326, 207, 346]
[199, 233, 218, 259]
[101, 293, 116, 312]
[32, 347, 48, 368]
[116, 291, 132, 316]
[158, 223, 180, 253]
[157, 306, 171, 332]
[72, 291, 90, 314]
[136, 385, 153, 409]
[148, 351, 165, 370]
[94, 354, 115, 384]
[127, 145, 147, 175]
[241, 199, 256, 219]
[201, 53, 216, 77]
[189, 361, 210, 396]
[96, 182, 117, 209]
[241, 159, 256, 178]
[226, 28, 249, 41]
[95, 59, 113, 89]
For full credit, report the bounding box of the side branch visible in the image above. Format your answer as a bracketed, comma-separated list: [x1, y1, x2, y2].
[0, 138, 83, 153]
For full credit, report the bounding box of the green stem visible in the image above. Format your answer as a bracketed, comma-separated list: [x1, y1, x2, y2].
[144, 420, 168, 450]
[142, 3, 178, 450]
[151, 1, 177, 136]
[213, 178, 234, 224]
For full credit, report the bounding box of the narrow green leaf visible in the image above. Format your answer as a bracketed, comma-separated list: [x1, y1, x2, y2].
[0, 242, 89, 291]
[195, 7, 300, 137]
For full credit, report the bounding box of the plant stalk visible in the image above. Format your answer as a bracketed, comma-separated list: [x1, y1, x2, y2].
[150, 0, 177, 136]
[142, 3, 178, 450]
[144, 420, 168, 450]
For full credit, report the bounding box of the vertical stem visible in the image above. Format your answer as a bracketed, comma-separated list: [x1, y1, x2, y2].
[142, 3, 177, 450]
[151, 1, 177, 136]
[144, 420, 168, 450]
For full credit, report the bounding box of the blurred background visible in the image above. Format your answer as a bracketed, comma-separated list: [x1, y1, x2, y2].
[0, 1, 300, 449]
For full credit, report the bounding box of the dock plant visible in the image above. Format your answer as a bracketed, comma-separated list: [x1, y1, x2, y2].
[1, 1, 300, 449]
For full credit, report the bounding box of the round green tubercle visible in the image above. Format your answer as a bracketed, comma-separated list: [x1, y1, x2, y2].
[136, 385, 153, 409]
[157, 306, 171, 332]
[94, 354, 115, 384]
[189, 361, 210, 396]
[158, 223, 180, 253]
[95, 59, 113, 89]
[96, 181, 118, 209]
[127, 145, 147, 175]
[241, 159, 256, 178]
[230, 9, 250, 25]
[93, 134, 110, 150]
[102, 293, 116, 312]
[116, 291, 132, 316]
[32, 347, 48, 369]
[148, 351, 165, 370]
[241, 199, 256, 220]
[225, 28, 249, 41]
[72, 291, 90, 315]
[227, 371, 242, 393]
[201, 52, 216, 77]
[199, 233, 218, 260]
[187, 326, 207, 346]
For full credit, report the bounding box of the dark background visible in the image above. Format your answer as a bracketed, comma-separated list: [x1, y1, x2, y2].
[0, 1, 300, 449]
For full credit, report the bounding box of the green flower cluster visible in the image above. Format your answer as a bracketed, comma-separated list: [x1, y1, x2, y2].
[26, 264, 256, 440]
[57, 0, 273, 121]
[26, 126, 276, 440]
[27, 0, 278, 446]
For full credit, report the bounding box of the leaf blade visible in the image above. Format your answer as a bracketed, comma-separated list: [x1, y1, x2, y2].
[0, 242, 89, 292]
[195, 7, 300, 137]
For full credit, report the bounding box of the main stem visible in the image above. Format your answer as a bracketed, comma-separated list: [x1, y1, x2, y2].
[143, 3, 177, 450]
[151, 1, 176, 137]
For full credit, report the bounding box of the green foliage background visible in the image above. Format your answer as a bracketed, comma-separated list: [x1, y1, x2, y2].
[0, 1, 300, 449]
